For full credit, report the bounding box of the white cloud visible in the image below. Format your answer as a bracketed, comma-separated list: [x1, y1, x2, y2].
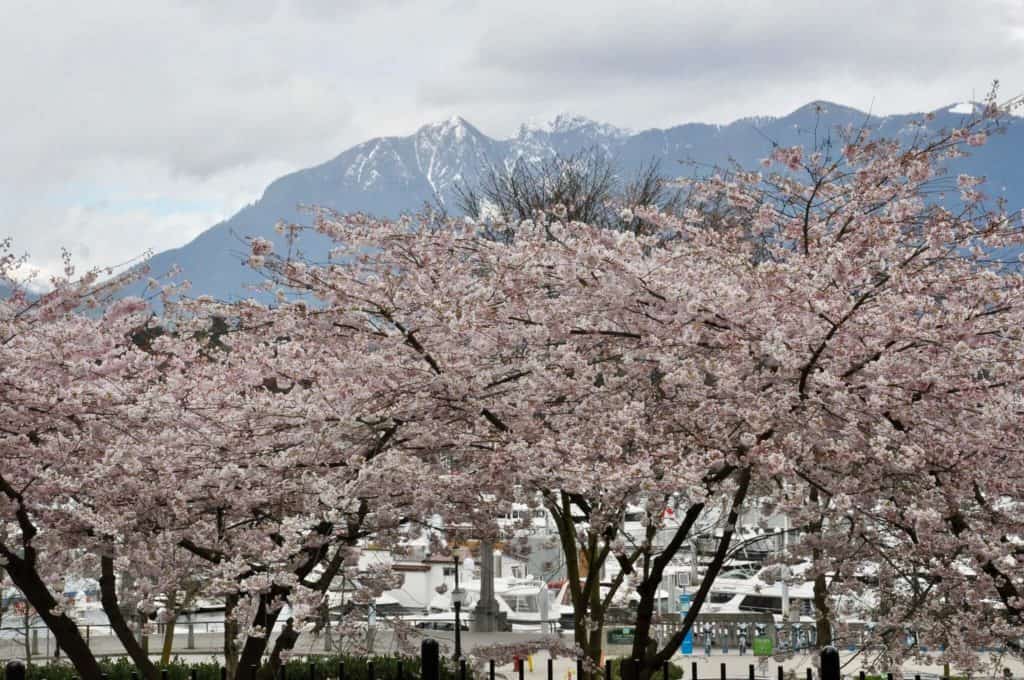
[1, 0, 1022, 275]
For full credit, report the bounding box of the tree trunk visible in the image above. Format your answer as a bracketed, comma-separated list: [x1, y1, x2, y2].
[237, 588, 289, 680]
[640, 468, 752, 680]
[549, 493, 596, 680]
[813, 573, 832, 647]
[630, 502, 707, 677]
[4, 555, 102, 680]
[266, 618, 300, 675]
[808, 486, 832, 649]
[586, 626, 603, 680]
[586, 551, 605, 680]
[100, 555, 157, 680]
[224, 594, 241, 680]
[159, 589, 177, 666]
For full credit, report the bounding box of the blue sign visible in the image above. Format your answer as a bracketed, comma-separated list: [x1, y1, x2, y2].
[679, 594, 693, 654]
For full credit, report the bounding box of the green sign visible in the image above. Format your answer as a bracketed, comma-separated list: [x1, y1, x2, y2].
[607, 627, 635, 645]
[753, 636, 774, 656]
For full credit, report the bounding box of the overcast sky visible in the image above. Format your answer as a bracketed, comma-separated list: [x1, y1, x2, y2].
[2, 0, 1022, 278]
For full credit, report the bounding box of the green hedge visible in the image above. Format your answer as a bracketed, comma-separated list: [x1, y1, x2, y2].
[0, 654, 467, 680]
[605, 659, 683, 680]
[861, 676, 965, 680]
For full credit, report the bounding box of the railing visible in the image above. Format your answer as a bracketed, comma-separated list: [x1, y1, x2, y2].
[0, 620, 226, 656]
[0, 643, 1010, 680]
[0, 615, 956, 662]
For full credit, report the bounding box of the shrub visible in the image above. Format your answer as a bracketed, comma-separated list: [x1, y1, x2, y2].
[0, 653, 467, 680]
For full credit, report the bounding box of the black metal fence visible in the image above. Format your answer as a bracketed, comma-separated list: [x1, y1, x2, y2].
[0, 645, 967, 680]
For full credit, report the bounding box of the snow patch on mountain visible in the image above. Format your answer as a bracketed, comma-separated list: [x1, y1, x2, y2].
[518, 112, 630, 139]
[412, 115, 494, 202]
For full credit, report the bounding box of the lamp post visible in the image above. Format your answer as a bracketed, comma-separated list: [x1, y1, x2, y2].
[452, 556, 464, 661]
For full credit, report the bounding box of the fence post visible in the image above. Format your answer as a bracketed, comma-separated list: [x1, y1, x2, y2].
[549, 658, 554, 680]
[692, 662, 698, 680]
[749, 666, 755, 680]
[422, 639, 440, 680]
[820, 647, 840, 680]
[5, 660, 26, 680]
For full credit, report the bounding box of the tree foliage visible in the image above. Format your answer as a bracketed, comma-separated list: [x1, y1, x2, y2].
[3, 97, 1024, 680]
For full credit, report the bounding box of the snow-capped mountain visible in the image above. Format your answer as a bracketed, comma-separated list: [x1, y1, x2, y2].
[142, 101, 1024, 301]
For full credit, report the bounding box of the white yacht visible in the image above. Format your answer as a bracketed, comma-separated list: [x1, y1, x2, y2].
[698, 565, 816, 620]
[697, 564, 876, 625]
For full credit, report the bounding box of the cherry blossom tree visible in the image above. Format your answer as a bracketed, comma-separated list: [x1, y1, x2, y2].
[0, 249, 415, 680]
[246, 94, 1024, 678]
[248, 205, 776, 677]
[0, 245, 163, 679]
[124, 296, 426, 678]
[663, 94, 1024, 671]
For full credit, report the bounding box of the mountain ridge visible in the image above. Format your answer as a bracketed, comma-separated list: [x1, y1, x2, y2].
[143, 101, 1024, 301]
